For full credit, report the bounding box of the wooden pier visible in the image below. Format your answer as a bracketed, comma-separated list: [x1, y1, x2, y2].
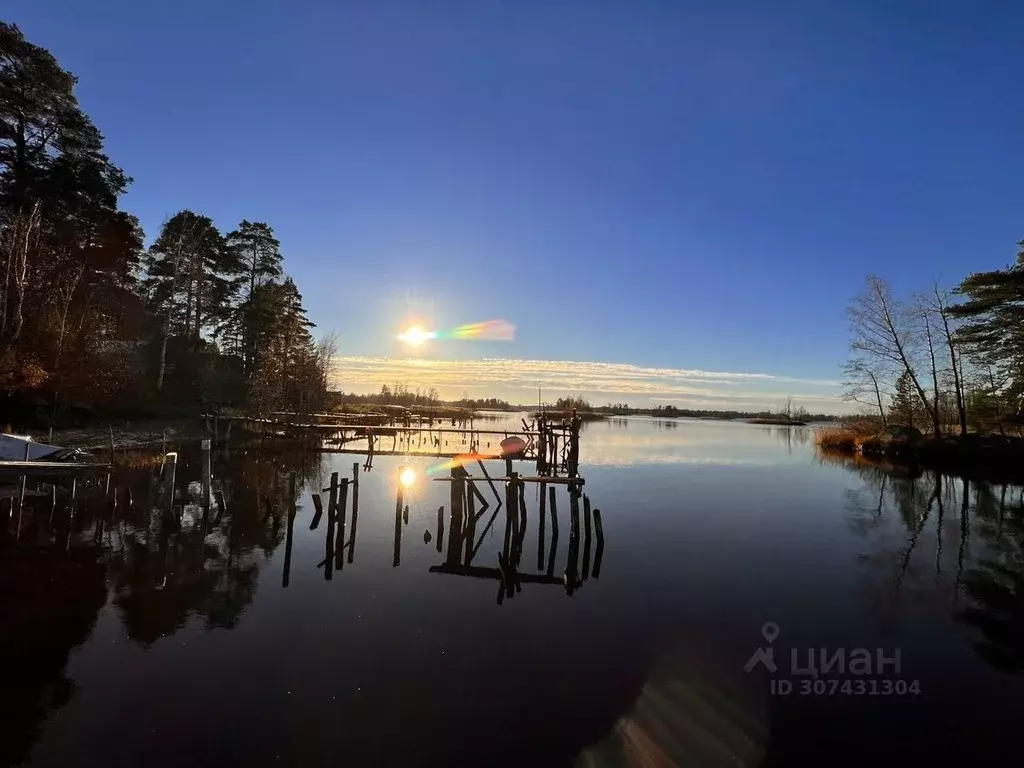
[213, 409, 585, 478]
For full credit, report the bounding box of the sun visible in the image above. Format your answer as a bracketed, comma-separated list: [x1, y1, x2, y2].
[399, 467, 416, 487]
[397, 325, 434, 346]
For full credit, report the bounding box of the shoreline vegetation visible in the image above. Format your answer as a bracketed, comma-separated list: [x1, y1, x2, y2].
[822, 237, 1024, 482]
[815, 418, 1024, 483]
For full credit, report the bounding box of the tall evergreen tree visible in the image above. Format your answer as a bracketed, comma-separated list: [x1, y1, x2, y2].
[952, 240, 1024, 418]
[225, 220, 282, 299]
[890, 370, 919, 428]
[144, 211, 241, 390]
[0, 22, 143, 399]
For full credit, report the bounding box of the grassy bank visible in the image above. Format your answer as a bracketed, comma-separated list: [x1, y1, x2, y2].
[531, 410, 607, 423]
[814, 419, 881, 452]
[815, 421, 1024, 484]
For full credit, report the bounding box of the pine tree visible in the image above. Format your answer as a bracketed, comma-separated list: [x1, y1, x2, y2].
[1, 22, 143, 399]
[225, 220, 283, 299]
[952, 240, 1024, 419]
[144, 211, 242, 390]
[890, 371, 919, 428]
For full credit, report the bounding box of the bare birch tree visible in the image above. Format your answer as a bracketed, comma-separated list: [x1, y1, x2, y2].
[848, 275, 939, 436]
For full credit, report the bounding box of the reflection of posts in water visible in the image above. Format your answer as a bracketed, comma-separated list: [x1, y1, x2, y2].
[164, 453, 176, 514]
[503, 473, 516, 559]
[335, 478, 349, 571]
[214, 490, 226, 526]
[547, 486, 558, 577]
[593, 508, 604, 578]
[201, 438, 212, 508]
[476, 459, 502, 508]
[15, 474, 26, 541]
[538, 482, 547, 570]
[565, 487, 581, 595]
[324, 472, 338, 580]
[582, 494, 593, 581]
[464, 480, 477, 566]
[310, 494, 324, 530]
[283, 473, 296, 588]
[436, 506, 444, 553]
[393, 474, 404, 567]
[348, 464, 359, 564]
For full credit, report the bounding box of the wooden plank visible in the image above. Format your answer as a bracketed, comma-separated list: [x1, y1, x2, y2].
[428, 563, 564, 585]
[303, 447, 537, 460]
[0, 461, 110, 473]
[433, 475, 583, 485]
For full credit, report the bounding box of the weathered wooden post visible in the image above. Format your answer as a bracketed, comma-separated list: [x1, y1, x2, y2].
[538, 415, 547, 474]
[503, 473, 516, 559]
[436, 505, 444, 554]
[568, 409, 581, 478]
[447, 467, 466, 565]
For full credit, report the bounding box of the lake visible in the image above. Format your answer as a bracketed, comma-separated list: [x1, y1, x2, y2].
[4, 415, 1024, 767]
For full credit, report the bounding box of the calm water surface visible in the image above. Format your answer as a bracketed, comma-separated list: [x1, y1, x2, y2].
[4, 416, 1024, 766]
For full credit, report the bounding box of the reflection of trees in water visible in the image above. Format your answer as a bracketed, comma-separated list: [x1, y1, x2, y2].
[0, 450, 322, 763]
[768, 425, 811, 453]
[833, 453, 1024, 672]
[957, 484, 1024, 673]
[109, 449, 324, 643]
[0, 548, 107, 767]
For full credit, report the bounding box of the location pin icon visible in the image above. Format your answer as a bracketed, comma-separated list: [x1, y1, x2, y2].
[761, 622, 780, 644]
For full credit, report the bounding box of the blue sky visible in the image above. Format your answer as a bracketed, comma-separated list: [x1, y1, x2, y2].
[8, 1, 1024, 409]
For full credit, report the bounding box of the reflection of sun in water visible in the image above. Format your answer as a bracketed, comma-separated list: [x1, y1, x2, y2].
[399, 467, 416, 487]
[398, 325, 431, 346]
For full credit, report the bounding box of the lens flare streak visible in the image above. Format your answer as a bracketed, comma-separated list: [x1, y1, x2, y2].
[397, 319, 515, 345]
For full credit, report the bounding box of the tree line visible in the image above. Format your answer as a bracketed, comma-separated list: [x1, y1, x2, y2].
[843, 240, 1024, 436]
[0, 23, 331, 420]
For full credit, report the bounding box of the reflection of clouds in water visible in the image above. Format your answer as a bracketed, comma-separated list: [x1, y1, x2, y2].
[581, 420, 812, 466]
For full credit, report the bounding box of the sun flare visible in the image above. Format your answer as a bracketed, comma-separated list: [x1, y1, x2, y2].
[397, 325, 435, 347]
[399, 467, 417, 487]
